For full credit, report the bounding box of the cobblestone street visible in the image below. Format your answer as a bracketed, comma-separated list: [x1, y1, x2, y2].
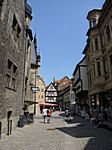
[0, 111, 112, 150]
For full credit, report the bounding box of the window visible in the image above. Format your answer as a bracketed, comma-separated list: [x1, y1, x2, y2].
[6, 74, 10, 88]
[103, 58, 109, 80]
[41, 89, 44, 92]
[8, 59, 13, 69]
[17, 25, 21, 38]
[110, 54, 112, 65]
[94, 38, 99, 50]
[89, 21, 91, 28]
[6, 58, 17, 91]
[92, 18, 96, 27]
[97, 62, 101, 76]
[0, 0, 4, 16]
[13, 65, 17, 73]
[90, 18, 96, 28]
[12, 78, 16, 90]
[12, 15, 17, 31]
[12, 14, 21, 40]
[106, 25, 111, 41]
[0, 0, 4, 6]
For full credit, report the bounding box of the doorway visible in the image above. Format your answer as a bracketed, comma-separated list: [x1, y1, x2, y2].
[7, 111, 12, 135]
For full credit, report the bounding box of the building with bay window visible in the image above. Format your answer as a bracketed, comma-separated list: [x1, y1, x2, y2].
[83, 0, 112, 109]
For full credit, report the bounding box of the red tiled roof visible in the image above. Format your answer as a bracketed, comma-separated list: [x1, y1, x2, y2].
[55, 76, 70, 84]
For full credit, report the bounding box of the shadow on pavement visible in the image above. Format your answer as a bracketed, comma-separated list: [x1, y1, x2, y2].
[55, 115, 112, 150]
[84, 138, 112, 150]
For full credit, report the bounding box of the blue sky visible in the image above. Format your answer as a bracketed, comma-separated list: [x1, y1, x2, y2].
[28, 0, 105, 85]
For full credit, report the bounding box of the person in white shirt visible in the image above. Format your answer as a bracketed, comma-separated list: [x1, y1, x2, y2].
[42, 108, 48, 123]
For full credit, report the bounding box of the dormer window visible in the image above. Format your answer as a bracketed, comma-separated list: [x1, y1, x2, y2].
[93, 18, 96, 27]
[90, 18, 97, 28]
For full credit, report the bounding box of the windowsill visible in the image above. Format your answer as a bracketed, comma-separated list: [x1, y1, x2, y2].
[6, 87, 16, 92]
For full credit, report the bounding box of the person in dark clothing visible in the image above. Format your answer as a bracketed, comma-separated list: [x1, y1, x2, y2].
[47, 109, 51, 123]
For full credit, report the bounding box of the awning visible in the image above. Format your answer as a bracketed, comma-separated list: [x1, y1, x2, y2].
[39, 102, 58, 107]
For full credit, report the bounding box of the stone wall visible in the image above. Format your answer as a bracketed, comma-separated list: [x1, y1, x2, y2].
[0, 0, 25, 135]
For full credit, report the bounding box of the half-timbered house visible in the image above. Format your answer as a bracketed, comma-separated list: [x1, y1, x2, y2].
[45, 83, 57, 104]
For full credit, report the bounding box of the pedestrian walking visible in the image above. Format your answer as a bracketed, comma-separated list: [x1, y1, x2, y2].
[65, 109, 69, 117]
[47, 109, 51, 123]
[42, 107, 48, 123]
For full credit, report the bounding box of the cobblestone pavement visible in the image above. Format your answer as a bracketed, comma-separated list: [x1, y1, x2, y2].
[0, 111, 112, 150]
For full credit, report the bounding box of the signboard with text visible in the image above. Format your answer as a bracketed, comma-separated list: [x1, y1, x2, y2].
[32, 87, 39, 93]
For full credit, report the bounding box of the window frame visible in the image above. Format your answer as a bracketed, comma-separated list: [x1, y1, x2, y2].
[6, 58, 17, 91]
[97, 61, 101, 76]
[94, 37, 99, 50]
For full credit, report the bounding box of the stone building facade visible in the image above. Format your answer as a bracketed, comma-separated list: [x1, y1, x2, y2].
[28, 35, 38, 114]
[30, 38, 46, 114]
[0, 0, 26, 135]
[83, 0, 112, 109]
[24, 1, 33, 112]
